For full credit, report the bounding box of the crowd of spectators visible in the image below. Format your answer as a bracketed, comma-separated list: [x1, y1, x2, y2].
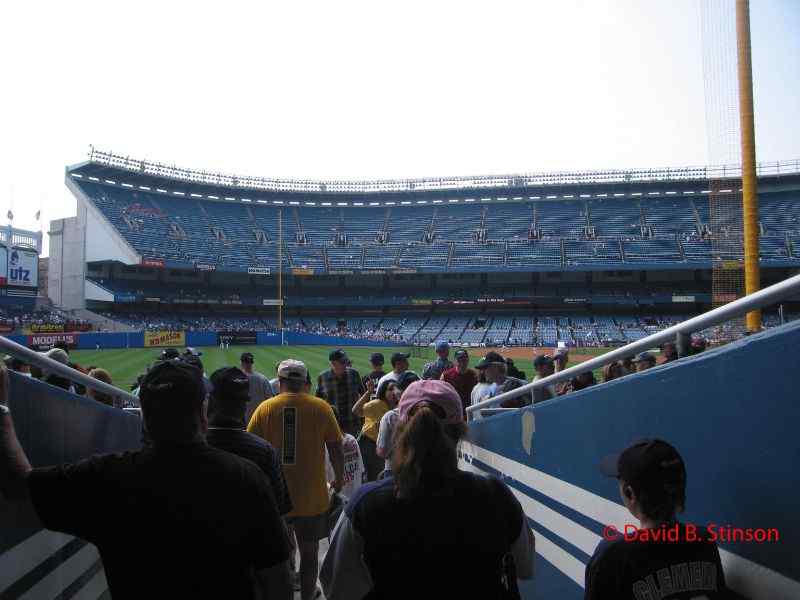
[98, 310, 795, 348]
[0, 307, 90, 332]
[0, 337, 732, 599]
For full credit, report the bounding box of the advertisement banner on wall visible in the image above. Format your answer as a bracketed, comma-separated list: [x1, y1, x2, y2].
[0, 245, 7, 286]
[195, 264, 216, 272]
[144, 331, 186, 347]
[217, 331, 257, 345]
[27, 324, 65, 333]
[115, 293, 138, 303]
[8, 248, 38, 288]
[141, 258, 165, 268]
[28, 334, 77, 351]
[0, 324, 13, 334]
[247, 267, 271, 275]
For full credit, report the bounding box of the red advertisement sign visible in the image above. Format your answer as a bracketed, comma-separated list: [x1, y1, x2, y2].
[28, 333, 77, 350]
[141, 258, 165, 268]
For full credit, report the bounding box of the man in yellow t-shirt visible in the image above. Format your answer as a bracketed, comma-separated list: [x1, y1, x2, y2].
[248, 359, 344, 600]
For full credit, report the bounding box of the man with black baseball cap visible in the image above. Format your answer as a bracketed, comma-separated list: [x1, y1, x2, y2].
[473, 352, 531, 408]
[207, 367, 291, 516]
[240, 352, 273, 423]
[0, 360, 291, 600]
[161, 347, 180, 360]
[585, 439, 727, 599]
[376, 351, 410, 390]
[316, 349, 365, 437]
[362, 352, 386, 395]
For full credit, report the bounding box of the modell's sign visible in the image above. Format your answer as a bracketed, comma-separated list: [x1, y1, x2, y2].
[8, 248, 38, 288]
[195, 264, 216, 272]
[247, 267, 270, 275]
[141, 258, 165, 268]
[28, 334, 76, 350]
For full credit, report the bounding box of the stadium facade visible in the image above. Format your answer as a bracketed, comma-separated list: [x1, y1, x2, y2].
[48, 150, 800, 345]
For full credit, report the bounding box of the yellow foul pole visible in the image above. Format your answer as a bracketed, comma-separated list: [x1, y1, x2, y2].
[736, 0, 761, 331]
[278, 209, 283, 338]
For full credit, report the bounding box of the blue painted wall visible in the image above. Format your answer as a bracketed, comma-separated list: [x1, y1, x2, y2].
[464, 320, 800, 599]
[185, 331, 218, 347]
[1, 375, 141, 596]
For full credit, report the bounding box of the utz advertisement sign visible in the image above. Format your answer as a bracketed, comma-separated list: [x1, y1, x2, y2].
[8, 248, 38, 288]
[144, 330, 186, 348]
[0, 245, 7, 286]
[28, 334, 76, 351]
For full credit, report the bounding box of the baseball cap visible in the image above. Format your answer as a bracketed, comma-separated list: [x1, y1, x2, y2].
[240, 352, 255, 364]
[184, 347, 203, 357]
[329, 349, 348, 363]
[369, 352, 385, 365]
[435, 341, 450, 352]
[140, 360, 206, 407]
[632, 351, 656, 363]
[44, 347, 70, 366]
[533, 354, 553, 368]
[599, 439, 686, 494]
[161, 348, 180, 360]
[390, 352, 410, 365]
[554, 348, 569, 359]
[691, 337, 707, 352]
[399, 380, 463, 425]
[210, 367, 250, 402]
[476, 351, 506, 369]
[396, 370, 421, 391]
[454, 349, 469, 360]
[278, 359, 308, 380]
[180, 354, 204, 372]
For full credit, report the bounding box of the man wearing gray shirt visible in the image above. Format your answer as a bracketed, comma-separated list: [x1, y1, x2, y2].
[241, 352, 273, 424]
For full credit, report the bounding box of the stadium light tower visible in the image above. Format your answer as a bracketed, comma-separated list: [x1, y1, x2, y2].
[737, 0, 761, 332]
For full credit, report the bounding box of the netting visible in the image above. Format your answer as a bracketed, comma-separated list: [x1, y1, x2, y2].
[701, 0, 746, 342]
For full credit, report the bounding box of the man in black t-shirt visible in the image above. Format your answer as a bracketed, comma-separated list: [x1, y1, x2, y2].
[207, 366, 292, 516]
[361, 352, 386, 396]
[0, 361, 291, 600]
[585, 439, 727, 599]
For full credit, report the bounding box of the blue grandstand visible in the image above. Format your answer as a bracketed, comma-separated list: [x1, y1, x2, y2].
[64, 152, 800, 276]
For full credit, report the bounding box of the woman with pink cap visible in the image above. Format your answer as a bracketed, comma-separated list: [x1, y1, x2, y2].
[320, 380, 534, 600]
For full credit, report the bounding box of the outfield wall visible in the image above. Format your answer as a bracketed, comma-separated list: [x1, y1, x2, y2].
[462, 319, 800, 599]
[3, 330, 404, 350]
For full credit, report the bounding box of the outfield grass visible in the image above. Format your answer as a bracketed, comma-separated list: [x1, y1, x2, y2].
[70, 345, 431, 392]
[70, 344, 639, 392]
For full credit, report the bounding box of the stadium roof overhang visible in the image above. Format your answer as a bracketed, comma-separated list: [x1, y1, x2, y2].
[65, 151, 800, 209]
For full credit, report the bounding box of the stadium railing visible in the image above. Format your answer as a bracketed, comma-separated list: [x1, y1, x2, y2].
[467, 272, 800, 420]
[0, 335, 137, 406]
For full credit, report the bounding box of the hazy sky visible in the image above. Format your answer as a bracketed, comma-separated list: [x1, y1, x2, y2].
[1, 0, 798, 250]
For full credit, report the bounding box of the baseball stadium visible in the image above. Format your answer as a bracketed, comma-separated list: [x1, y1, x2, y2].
[1, 2, 800, 600]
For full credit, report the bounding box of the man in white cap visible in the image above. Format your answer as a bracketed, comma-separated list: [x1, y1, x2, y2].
[248, 359, 345, 600]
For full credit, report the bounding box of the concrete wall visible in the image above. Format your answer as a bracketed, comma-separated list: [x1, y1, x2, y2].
[47, 217, 86, 310]
[68, 178, 139, 266]
[462, 320, 800, 599]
